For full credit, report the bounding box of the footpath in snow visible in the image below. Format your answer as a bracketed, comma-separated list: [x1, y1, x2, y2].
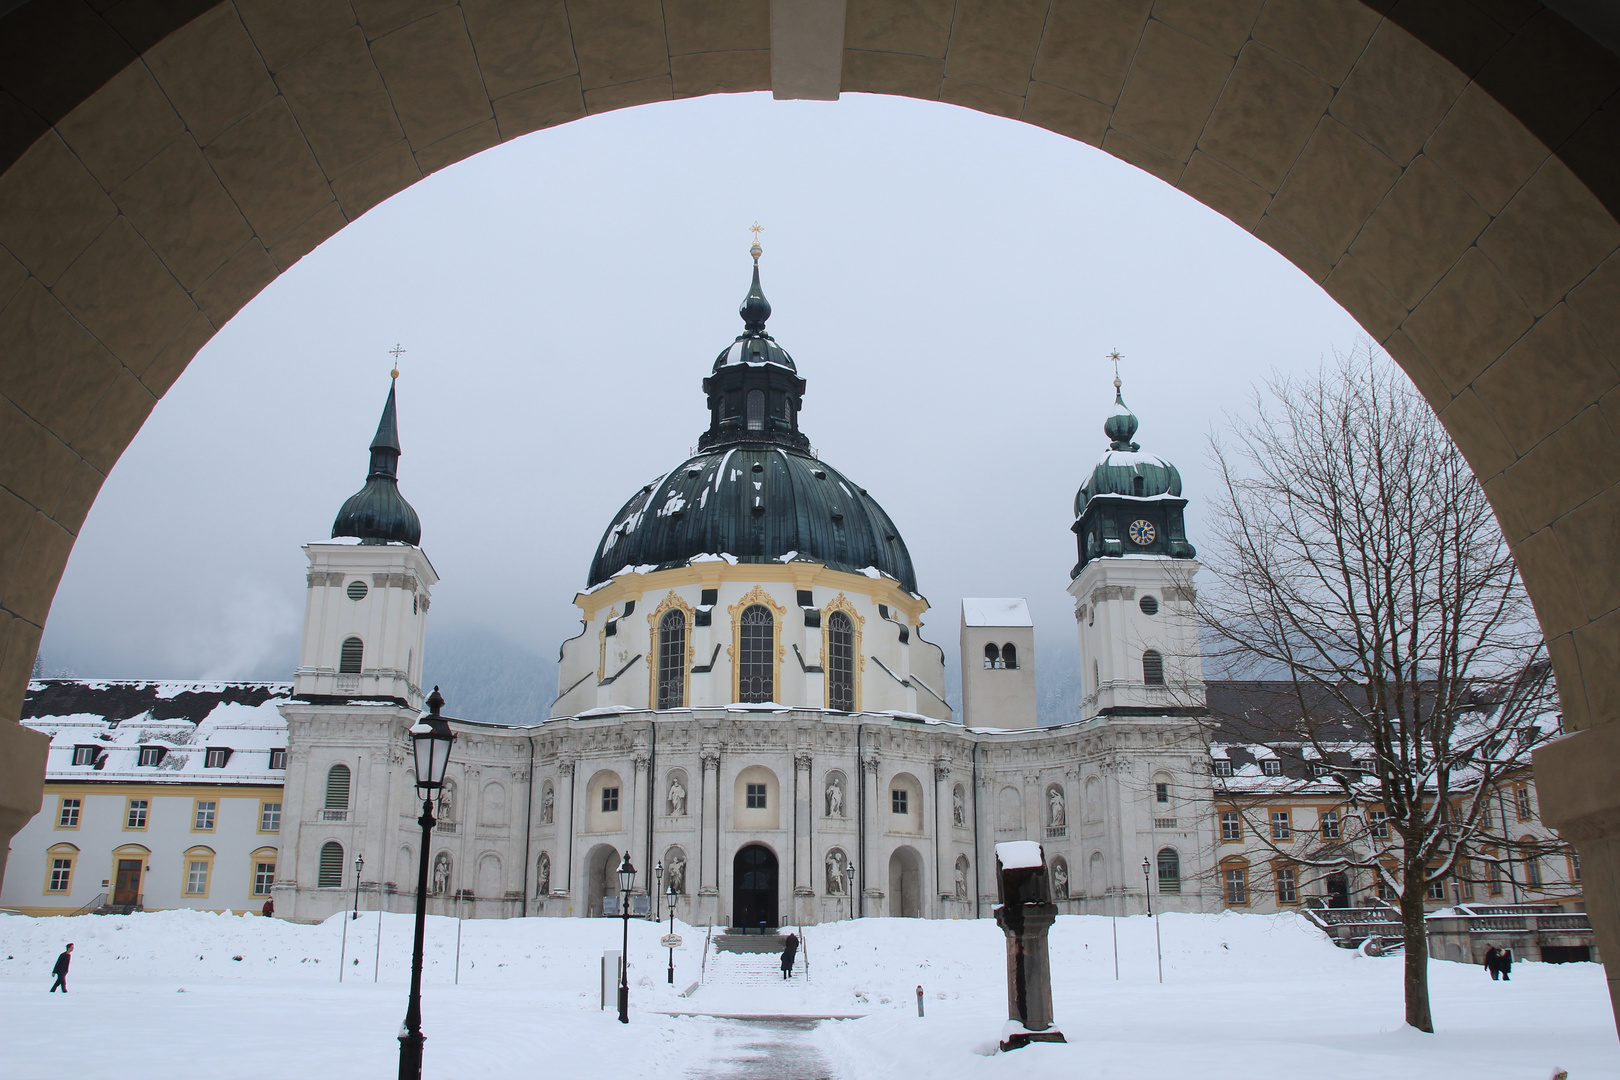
[0, 909, 1613, 1080]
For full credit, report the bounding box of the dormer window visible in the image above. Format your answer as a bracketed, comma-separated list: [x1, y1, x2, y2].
[72, 745, 98, 766]
[204, 747, 232, 769]
[1262, 759, 1282, 777]
[138, 746, 166, 767]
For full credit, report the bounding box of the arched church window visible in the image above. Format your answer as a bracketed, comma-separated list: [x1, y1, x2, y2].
[324, 764, 350, 810]
[1002, 643, 1018, 669]
[746, 390, 765, 431]
[1133, 475, 1145, 496]
[983, 643, 1001, 669]
[657, 610, 686, 709]
[1142, 650, 1165, 685]
[318, 841, 344, 888]
[738, 605, 774, 703]
[339, 637, 363, 674]
[1157, 847, 1181, 894]
[827, 611, 855, 711]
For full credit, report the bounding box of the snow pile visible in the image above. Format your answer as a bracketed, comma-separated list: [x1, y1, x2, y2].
[0, 910, 1610, 1079]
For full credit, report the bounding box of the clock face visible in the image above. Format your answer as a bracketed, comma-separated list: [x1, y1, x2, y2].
[1128, 519, 1157, 546]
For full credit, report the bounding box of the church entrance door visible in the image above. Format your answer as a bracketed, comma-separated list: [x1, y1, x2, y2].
[732, 845, 778, 931]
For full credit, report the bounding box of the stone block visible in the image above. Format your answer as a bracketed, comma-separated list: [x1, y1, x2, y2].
[0, 0, 136, 135]
[1436, 386, 1518, 481]
[0, 508, 74, 626]
[943, 0, 1048, 97]
[1570, 252, 1620, 365]
[55, 60, 184, 190]
[0, 618, 47, 726]
[1556, 484, 1620, 625]
[1179, 151, 1268, 231]
[1250, 0, 1379, 85]
[1020, 82, 1109, 147]
[1511, 517, 1586, 639]
[1321, 253, 1406, 342]
[1481, 159, 1620, 318]
[1102, 128, 1183, 187]
[137, 310, 214, 400]
[1475, 10, 1620, 150]
[1150, 0, 1264, 57]
[270, 201, 348, 272]
[672, 51, 771, 98]
[50, 217, 197, 376]
[0, 397, 62, 515]
[1252, 213, 1329, 283]
[1199, 42, 1333, 194]
[192, 241, 279, 329]
[1482, 473, 1530, 546]
[1330, 21, 1467, 167]
[1573, 610, 1620, 727]
[1032, 0, 1150, 105]
[48, 456, 106, 537]
[1348, 154, 1490, 310]
[840, 50, 943, 99]
[0, 281, 119, 437]
[112, 137, 252, 291]
[414, 118, 501, 176]
[567, 0, 672, 90]
[204, 98, 335, 247]
[1475, 304, 1619, 457]
[331, 140, 421, 220]
[0, 133, 116, 288]
[372, 9, 495, 148]
[69, 369, 155, 477]
[1381, 328, 1453, 412]
[0, 245, 22, 311]
[843, 0, 953, 57]
[1402, 249, 1534, 396]
[352, 0, 457, 40]
[940, 79, 1023, 120]
[237, 0, 358, 72]
[1504, 406, 1620, 531]
[463, 0, 579, 99]
[276, 27, 407, 178]
[1268, 117, 1398, 266]
[1423, 82, 1550, 218]
[1544, 630, 1590, 730]
[663, 0, 767, 55]
[493, 77, 587, 139]
[584, 75, 674, 114]
[144, 6, 277, 145]
[1110, 20, 1232, 163]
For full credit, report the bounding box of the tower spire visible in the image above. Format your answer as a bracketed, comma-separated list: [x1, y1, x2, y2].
[332, 368, 422, 545]
[740, 225, 771, 334]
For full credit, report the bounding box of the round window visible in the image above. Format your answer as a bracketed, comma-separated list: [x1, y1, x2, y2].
[1139, 595, 1159, 616]
[347, 580, 368, 601]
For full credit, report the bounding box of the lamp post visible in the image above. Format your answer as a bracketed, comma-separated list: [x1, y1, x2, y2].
[399, 688, 455, 1080]
[1143, 855, 1163, 984]
[353, 852, 365, 919]
[844, 863, 856, 921]
[655, 862, 664, 922]
[616, 852, 636, 1024]
[667, 884, 677, 985]
[1142, 857, 1153, 917]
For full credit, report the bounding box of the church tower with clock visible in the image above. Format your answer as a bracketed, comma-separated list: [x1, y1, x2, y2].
[1068, 380, 1205, 718]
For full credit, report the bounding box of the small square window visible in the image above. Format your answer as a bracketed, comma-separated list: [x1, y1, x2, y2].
[72, 745, 98, 766]
[204, 747, 231, 769]
[747, 783, 768, 810]
[1261, 759, 1282, 777]
[1270, 810, 1292, 841]
[1220, 811, 1242, 841]
[1211, 759, 1233, 777]
[601, 787, 619, 813]
[48, 857, 73, 893]
[1155, 782, 1170, 804]
[138, 746, 164, 767]
[253, 861, 276, 896]
[57, 798, 80, 828]
[269, 748, 287, 770]
[194, 800, 216, 831]
[891, 789, 908, 814]
[1320, 810, 1340, 839]
[126, 799, 148, 829]
[260, 802, 282, 833]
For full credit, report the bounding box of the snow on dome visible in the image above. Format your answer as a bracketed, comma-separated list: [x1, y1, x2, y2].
[961, 598, 1033, 627]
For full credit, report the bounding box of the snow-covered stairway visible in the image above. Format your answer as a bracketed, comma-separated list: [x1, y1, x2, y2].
[703, 932, 810, 988]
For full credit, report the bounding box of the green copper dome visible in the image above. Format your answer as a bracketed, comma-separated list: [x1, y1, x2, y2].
[1073, 390, 1183, 515]
[1070, 385, 1195, 575]
[332, 379, 422, 546]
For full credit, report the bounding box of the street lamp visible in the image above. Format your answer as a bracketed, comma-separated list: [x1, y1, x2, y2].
[655, 861, 664, 922]
[353, 852, 365, 919]
[399, 687, 455, 1080]
[616, 852, 637, 1024]
[844, 863, 856, 921]
[666, 883, 677, 985]
[1142, 856, 1153, 917]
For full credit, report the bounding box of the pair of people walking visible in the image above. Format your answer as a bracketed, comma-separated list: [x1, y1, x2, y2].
[48, 943, 72, 993]
[1484, 944, 1514, 981]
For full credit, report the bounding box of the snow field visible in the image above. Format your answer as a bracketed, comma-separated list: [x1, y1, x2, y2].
[0, 909, 1612, 1079]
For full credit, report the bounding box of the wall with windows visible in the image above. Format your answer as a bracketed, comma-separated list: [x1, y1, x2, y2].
[293, 542, 437, 709]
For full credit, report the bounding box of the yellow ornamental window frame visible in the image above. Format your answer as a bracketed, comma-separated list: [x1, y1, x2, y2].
[192, 797, 218, 832]
[250, 846, 279, 897]
[728, 585, 787, 704]
[56, 795, 81, 830]
[647, 591, 697, 710]
[182, 845, 216, 898]
[44, 842, 78, 895]
[821, 593, 866, 712]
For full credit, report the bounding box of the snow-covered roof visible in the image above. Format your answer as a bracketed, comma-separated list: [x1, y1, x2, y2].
[24, 680, 290, 785]
[961, 598, 1032, 627]
[995, 840, 1045, 869]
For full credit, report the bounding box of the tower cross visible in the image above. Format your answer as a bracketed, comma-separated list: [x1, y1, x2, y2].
[1107, 349, 1123, 390]
[389, 343, 405, 380]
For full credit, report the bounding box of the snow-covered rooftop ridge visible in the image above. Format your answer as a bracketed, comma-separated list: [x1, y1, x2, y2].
[961, 598, 1032, 627]
[995, 840, 1045, 870]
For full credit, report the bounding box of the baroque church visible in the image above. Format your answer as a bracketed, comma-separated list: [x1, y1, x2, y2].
[271, 243, 1218, 928]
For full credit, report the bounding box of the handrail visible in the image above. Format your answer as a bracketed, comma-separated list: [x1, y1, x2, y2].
[700, 924, 713, 983]
[70, 892, 107, 917]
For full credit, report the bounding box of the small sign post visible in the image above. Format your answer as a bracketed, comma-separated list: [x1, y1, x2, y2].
[660, 934, 682, 949]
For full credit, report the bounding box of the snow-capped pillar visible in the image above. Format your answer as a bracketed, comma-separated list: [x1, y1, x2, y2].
[793, 751, 813, 903]
[699, 750, 720, 896]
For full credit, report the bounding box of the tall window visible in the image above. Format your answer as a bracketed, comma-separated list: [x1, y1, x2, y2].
[1155, 782, 1170, 804]
[1515, 786, 1533, 820]
[47, 852, 73, 892]
[1224, 865, 1248, 905]
[194, 801, 216, 830]
[1276, 865, 1298, 904]
[1001, 643, 1018, 669]
[746, 389, 765, 431]
[1157, 848, 1180, 894]
[1487, 859, 1503, 896]
[828, 611, 855, 711]
[1524, 843, 1543, 888]
[185, 851, 212, 896]
[657, 609, 686, 709]
[318, 841, 344, 888]
[325, 764, 351, 811]
[1142, 649, 1165, 685]
[1370, 809, 1390, 838]
[253, 860, 276, 896]
[738, 605, 774, 703]
[339, 636, 363, 674]
[1320, 810, 1340, 839]
[57, 798, 80, 828]
[984, 643, 1002, 669]
[1270, 810, 1292, 841]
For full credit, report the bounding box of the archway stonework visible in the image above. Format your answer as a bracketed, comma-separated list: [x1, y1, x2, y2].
[2, 0, 1620, 1025]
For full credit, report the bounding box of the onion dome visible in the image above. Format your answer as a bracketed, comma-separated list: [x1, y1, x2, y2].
[587, 250, 917, 592]
[1074, 388, 1183, 516]
[332, 377, 422, 545]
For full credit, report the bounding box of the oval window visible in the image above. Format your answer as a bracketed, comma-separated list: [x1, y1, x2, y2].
[1139, 595, 1158, 615]
[347, 580, 368, 601]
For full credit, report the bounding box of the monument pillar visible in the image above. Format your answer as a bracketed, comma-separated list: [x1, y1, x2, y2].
[992, 840, 1067, 1052]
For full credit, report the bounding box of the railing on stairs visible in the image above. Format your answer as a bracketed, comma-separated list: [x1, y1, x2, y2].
[70, 892, 107, 917]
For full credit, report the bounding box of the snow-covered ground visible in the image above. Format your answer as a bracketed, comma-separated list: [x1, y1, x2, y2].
[0, 908, 1611, 1079]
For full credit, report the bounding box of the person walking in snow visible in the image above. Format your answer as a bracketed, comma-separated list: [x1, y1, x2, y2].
[780, 932, 799, 979]
[48, 943, 72, 993]
[1484, 945, 1502, 980]
[1499, 946, 1513, 981]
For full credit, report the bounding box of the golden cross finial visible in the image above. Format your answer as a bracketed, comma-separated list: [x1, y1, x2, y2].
[749, 221, 763, 263]
[389, 343, 405, 380]
[1107, 349, 1123, 390]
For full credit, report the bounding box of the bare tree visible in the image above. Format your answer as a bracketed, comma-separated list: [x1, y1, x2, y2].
[1196, 348, 1555, 1033]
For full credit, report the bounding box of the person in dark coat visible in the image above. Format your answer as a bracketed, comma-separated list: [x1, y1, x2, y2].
[1484, 945, 1501, 980]
[1499, 946, 1513, 980]
[780, 932, 799, 979]
[49, 943, 72, 993]
[262, 898, 274, 918]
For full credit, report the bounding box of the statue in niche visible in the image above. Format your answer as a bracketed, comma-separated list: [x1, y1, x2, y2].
[431, 853, 452, 896]
[437, 780, 455, 822]
[537, 852, 551, 895]
[666, 851, 687, 895]
[539, 784, 554, 825]
[668, 775, 687, 816]
[826, 851, 846, 895]
[952, 785, 966, 828]
[825, 774, 844, 817]
[1049, 787, 1066, 828]
[1051, 859, 1070, 899]
[954, 856, 969, 899]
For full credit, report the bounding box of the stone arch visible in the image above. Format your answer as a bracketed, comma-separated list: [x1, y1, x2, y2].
[585, 769, 624, 833]
[734, 763, 780, 830]
[476, 851, 502, 898]
[3, 0, 1620, 1026]
[887, 844, 924, 918]
[584, 843, 619, 918]
[886, 770, 924, 834]
[1088, 850, 1105, 896]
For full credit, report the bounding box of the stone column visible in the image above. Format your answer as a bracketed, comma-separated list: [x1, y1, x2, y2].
[861, 748, 881, 913]
[992, 841, 1066, 1052]
[794, 752, 814, 903]
[630, 752, 649, 908]
[934, 763, 952, 915]
[554, 760, 575, 897]
[699, 750, 720, 896]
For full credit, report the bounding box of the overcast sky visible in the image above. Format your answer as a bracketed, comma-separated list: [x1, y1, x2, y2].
[38, 91, 1365, 707]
